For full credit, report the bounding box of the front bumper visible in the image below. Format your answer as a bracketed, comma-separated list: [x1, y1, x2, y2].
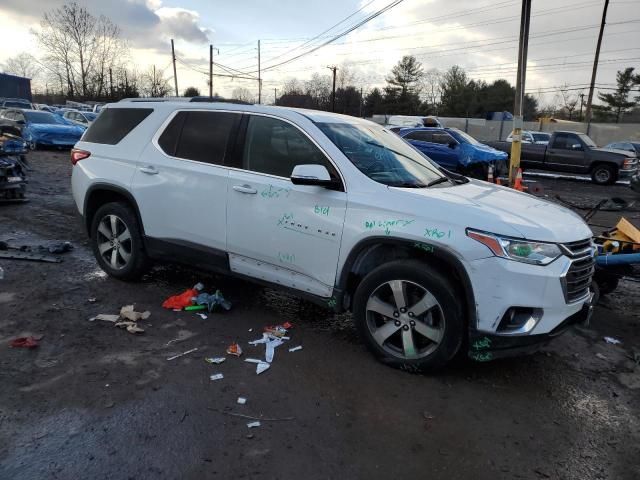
[619, 166, 638, 180]
[468, 301, 592, 361]
[466, 254, 593, 361]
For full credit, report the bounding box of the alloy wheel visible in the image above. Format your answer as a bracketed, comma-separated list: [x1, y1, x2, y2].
[365, 279, 445, 359]
[96, 214, 132, 270]
[594, 168, 611, 184]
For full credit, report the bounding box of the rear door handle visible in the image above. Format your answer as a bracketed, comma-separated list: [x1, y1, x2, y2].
[233, 184, 257, 194]
[139, 165, 159, 175]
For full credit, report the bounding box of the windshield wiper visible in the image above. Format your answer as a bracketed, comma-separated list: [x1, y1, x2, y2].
[390, 182, 426, 188]
[426, 176, 451, 187]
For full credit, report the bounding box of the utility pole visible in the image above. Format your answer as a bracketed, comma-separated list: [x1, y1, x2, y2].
[509, 0, 532, 186]
[153, 65, 157, 97]
[584, 0, 609, 134]
[359, 87, 364, 117]
[171, 39, 178, 96]
[257, 40, 261, 104]
[209, 44, 213, 99]
[274, 88, 277, 105]
[327, 66, 338, 112]
[109, 68, 114, 99]
[578, 93, 586, 121]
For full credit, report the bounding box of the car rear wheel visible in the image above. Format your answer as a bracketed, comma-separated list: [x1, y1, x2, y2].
[353, 260, 464, 372]
[90, 202, 149, 280]
[591, 164, 616, 185]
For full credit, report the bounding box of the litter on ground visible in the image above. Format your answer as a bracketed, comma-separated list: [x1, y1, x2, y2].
[197, 313, 208, 319]
[89, 306, 150, 334]
[247, 421, 261, 428]
[9, 336, 39, 348]
[194, 290, 232, 312]
[604, 336, 622, 345]
[167, 347, 198, 361]
[237, 397, 247, 405]
[289, 345, 303, 352]
[210, 373, 224, 381]
[205, 357, 226, 364]
[162, 283, 204, 310]
[226, 343, 243, 357]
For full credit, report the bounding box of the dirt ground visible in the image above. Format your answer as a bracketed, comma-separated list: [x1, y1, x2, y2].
[1, 151, 639, 480]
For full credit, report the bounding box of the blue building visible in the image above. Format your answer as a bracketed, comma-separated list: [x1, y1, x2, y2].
[0, 73, 32, 101]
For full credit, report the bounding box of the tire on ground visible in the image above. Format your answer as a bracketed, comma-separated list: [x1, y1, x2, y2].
[352, 259, 465, 372]
[90, 201, 149, 281]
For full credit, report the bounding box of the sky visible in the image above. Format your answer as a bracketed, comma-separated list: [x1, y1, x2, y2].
[0, 0, 638, 107]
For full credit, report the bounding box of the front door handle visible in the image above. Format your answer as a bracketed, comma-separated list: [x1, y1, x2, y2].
[233, 184, 257, 194]
[139, 165, 159, 175]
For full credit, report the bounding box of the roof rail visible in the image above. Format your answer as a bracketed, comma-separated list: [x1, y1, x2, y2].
[189, 96, 252, 105]
[118, 97, 192, 103]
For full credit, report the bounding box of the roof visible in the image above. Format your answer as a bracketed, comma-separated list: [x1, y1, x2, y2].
[0, 72, 31, 81]
[113, 98, 371, 125]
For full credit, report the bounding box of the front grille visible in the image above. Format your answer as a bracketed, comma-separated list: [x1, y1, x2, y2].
[560, 238, 595, 303]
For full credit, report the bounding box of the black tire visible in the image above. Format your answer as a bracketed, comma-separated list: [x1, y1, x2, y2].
[597, 277, 619, 295]
[353, 259, 464, 372]
[90, 201, 149, 280]
[591, 164, 617, 185]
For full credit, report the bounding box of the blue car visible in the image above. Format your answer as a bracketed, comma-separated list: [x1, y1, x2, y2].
[0, 109, 85, 149]
[397, 127, 508, 178]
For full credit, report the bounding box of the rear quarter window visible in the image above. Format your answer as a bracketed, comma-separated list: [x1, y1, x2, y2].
[82, 108, 153, 145]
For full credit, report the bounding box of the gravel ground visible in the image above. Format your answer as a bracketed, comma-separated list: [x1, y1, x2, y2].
[1, 151, 639, 480]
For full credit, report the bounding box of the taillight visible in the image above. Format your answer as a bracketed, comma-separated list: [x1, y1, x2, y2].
[71, 148, 91, 165]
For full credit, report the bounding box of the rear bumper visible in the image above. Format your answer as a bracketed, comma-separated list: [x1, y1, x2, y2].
[468, 301, 593, 361]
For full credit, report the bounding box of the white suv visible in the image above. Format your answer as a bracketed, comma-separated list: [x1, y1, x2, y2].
[71, 99, 595, 371]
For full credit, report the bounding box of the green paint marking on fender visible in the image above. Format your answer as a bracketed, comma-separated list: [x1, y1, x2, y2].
[327, 297, 337, 308]
[470, 352, 493, 362]
[472, 336, 492, 350]
[277, 252, 296, 264]
[414, 243, 434, 253]
[261, 185, 291, 199]
[364, 219, 415, 235]
[314, 205, 330, 216]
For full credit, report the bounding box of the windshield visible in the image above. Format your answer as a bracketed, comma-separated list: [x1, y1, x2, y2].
[577, 133, 597, 148]
[532, 133, 550, 142]
[24, 111, 66, 124]
[317, 122, 447, 188]
[4, 101, 31, 108]
[448, 128, 481, 145]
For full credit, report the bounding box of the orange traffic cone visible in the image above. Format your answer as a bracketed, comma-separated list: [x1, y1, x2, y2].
[487, 165, 494, 183]
[513, 168, 524, 191]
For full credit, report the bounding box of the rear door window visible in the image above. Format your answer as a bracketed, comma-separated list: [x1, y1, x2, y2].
[430, 132, 455, 145]
[83, 108, 153, 145]
[159, 111, 240, 165]
[404, 131, 433, 142]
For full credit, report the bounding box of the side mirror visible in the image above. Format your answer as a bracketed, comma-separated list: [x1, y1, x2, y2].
[448, 142, 457, 149]
[291, 164, 336, 188]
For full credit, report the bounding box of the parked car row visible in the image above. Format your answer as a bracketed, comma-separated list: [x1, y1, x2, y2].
[0, 108, 86, 149]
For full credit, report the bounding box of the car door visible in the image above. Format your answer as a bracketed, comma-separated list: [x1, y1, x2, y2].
[226, 113, 347, 297]
[425, 131, 460, 170]
[132, 109, 241, 267]
[546, 132, 587, 172]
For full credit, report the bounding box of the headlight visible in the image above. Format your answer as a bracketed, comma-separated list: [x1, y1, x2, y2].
[467, 229, 562, 265]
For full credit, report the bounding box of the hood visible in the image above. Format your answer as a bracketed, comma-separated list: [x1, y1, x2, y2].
[595, 147, 636, 158]
[459, 142, 508, 165]
[27, 123, 84, 136]
[394, 179, 592, 243]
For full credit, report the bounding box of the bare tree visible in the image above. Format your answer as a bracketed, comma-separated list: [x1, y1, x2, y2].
[559, 84, 581, 120]
[337, 62, 359, 89]
[36, 2, 127, 99]
[141, 66, 171, 98]
[2, 53, 40, 80]
[305, 73, 331, 108]
[420, 68, 442, 112]
[282, 78, 303, 95]
[231, 87, 255, 103]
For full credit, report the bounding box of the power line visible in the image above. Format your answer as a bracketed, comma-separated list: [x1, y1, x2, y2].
[248, 0, 406, 74]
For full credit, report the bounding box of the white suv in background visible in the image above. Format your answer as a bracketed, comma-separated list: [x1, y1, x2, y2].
[71, 99, 595, 371]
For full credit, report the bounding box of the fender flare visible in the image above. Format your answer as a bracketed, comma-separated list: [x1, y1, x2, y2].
[335, 236, 477, 326]
[83, 183, 145, 236]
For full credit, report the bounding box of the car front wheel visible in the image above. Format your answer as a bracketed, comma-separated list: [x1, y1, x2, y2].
[90, 202, 149, 280]
[353, 260, 464, 372]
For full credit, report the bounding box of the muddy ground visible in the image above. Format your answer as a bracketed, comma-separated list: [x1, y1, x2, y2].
[1, 151, 639, 480]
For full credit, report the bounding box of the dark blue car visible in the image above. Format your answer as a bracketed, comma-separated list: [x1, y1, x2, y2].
[397, 127, 508, 177]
